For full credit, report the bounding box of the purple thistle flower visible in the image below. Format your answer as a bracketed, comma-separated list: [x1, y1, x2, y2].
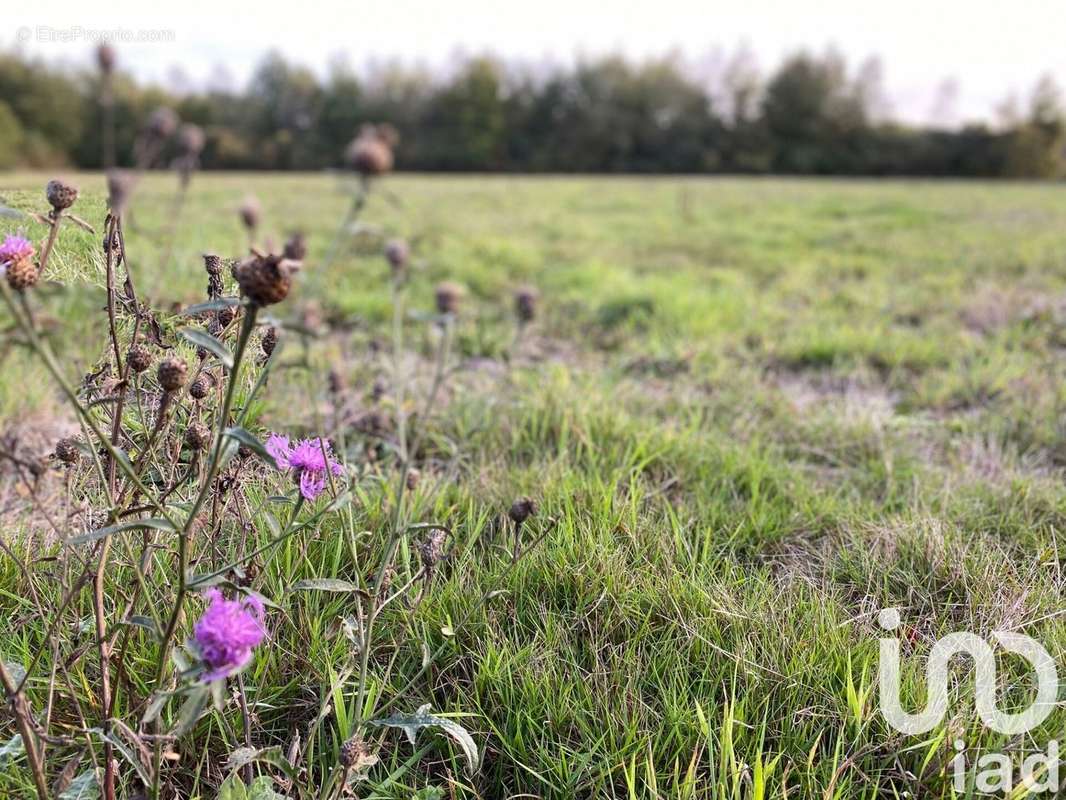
[192, 589, 266, 682]
[265, 433, 345, 501]
[264, 433, 292, 469]
[0, 235, 34, 266]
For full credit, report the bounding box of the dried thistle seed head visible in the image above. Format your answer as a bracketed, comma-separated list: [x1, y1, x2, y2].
[203, 253, 223, 276]
[508, 497, 538, 526]
[217, 305, 237, 328]
[146, 106, 179, 140]
[157, 356, 188, 392]
[283, 231, 307, 261]
[127, 344, 152, 373]
[514, 285, 539, 323]
[107, 170, 134, 215]
[96, 43, 116, 74]
[405, 468, 420, 491]
[184, 421, 211, 451]
[54, 437, 81, 465]
[45, 179, 78, 212]
[419, 529, 448, 570]
[371, 377, 387, 403]
[177, 124, 205, 157]
[434, 281, 464, 315]
[238, 196, 260, 231]
[260, 326, 277, 357]
[5, 254, 38, 291]
[235, 252, 300, 307]
[345, 126, 394, 176]
[189, 377, 210, 400]
[384, 238, 409, 273]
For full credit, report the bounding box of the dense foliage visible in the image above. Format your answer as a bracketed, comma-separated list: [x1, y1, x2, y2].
[1, 47, 1064, 177]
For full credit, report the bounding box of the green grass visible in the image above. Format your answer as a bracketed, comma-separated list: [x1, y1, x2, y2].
[3, 171, 1066, 798]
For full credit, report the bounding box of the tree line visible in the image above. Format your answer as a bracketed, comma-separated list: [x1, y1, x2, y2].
[0, 47, 1063, 177]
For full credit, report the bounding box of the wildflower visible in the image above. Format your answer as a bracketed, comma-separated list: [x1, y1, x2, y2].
[0, 235, 37, 291]
[260, 326, 278, 358]
[189, 377, 210, 400]
[192, 589, 266, 682]
[265, 434, 345, 501]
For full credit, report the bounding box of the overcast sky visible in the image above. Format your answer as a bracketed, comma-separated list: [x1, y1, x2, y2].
[5, 0, 1066, 125]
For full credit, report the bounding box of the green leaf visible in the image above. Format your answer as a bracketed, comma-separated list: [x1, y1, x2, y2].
[248, 776, 285, 800]
[290, 578, 360, 593]
[67, 518, 176, 546]
[171, 685, 210, 736]
[0, 734, 23, 766]
[369, 704, 480, 775]
[325, 490, 353, 514]
[225, 746, 296, 781]
[59, 770, 100, 800]
[89, 726, 152, 787]
[217, 774, 249, 800]
[179, 327, 233, 368]
[181, 298, 240, 316]
[224, 426, 279, 469]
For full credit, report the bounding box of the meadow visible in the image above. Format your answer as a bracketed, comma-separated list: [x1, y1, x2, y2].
[3, 170, 1066, 798]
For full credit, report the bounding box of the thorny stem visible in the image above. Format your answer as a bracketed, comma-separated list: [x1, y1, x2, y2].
[320, 178, 370, 276]
[36, 211, 64, 279]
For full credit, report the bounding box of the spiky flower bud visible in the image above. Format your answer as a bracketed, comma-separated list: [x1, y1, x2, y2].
[54, 437, 81, 465]
[127, 344, 152, 373]
[184, 421, 211, 451]
[515, 285, 539, 324]
[238, 196, 260, 231]
[508, 497, 537, 526]
[419, 529, 448, 571]
[46, 179, 78, 212]
[189, 377, 210, 400]
[146, 107, 178, 140]
[4, 254, 37, 291]
[283, 232, 307, 261]
[235, 252, 300, 307]
[261, 326, 277, 357]
[97, 44, 116, 74]
[434, 281, 463, 315]
[204, 253, 224, 298]
[157, 356, 188, 393]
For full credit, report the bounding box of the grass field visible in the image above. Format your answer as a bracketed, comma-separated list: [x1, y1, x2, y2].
[3, 172, 1066, 798]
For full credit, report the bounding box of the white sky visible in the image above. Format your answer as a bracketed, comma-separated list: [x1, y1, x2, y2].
[5, 0, 1066, 125]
